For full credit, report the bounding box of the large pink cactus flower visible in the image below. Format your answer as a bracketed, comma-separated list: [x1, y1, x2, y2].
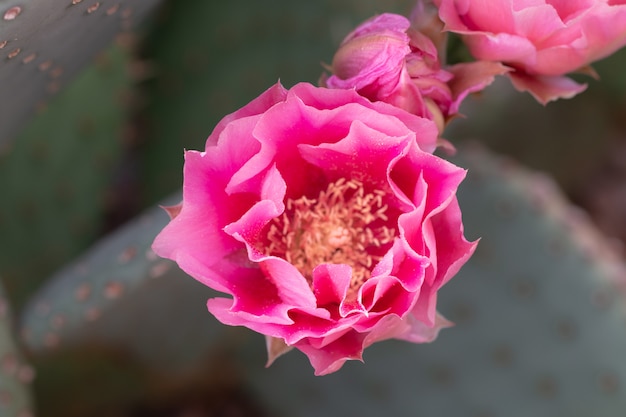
[435, 0, 626, 103]
[152, 82, 476, 375]
[322, 12, 508, 131]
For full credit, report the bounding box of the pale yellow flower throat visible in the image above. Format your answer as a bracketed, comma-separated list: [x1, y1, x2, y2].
[265, 178, 396, 291]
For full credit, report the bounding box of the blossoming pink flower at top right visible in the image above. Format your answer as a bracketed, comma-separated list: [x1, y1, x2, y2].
[434, 0, 626, 103]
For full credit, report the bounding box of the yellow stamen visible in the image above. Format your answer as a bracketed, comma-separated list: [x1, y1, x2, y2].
[265, 179, 395, 291]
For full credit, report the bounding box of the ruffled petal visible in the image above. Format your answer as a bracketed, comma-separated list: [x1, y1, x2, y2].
[447, 61, 511, 114]
[508, 71, 587, 104]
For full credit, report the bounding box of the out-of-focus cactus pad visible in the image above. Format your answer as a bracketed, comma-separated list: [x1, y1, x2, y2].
[19, 191, 229, 375]
[0, 0, 164, 148]
[0, 281, 35, 417]
[0, 44, 134, 311]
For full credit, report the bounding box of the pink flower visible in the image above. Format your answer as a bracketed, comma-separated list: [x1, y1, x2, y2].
[322, 12, 508, 131]
[152, 82, 476, 375]
[435, 0, 626, 103]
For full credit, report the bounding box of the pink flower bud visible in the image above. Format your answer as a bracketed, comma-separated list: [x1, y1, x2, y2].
[323, 12, 507, 131]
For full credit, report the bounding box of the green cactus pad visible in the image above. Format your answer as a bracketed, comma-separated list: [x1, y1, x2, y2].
[0, 44, 135, 311]
[18, 191, 231, 375]
[0, 280, 35, 417]
[232, 144, 626, 417]
[0, 0, 164, 148]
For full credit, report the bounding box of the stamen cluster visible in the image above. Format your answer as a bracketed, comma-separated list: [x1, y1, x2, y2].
[265, 178, 395, 290]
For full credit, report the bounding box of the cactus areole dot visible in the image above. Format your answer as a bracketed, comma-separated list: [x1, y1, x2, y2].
[3, 6, 21, 21]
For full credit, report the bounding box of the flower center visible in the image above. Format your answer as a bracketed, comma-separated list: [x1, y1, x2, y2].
[265, 178, 396, 290]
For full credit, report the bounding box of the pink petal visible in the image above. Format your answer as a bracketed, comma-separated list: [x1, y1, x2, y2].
[360, 313, 411, 345]
[547, 0, 595, 22]
[508, 71, 587, 104]
[311, 264, 367, 317]
[447, 61, 511, 114]
[206, 82, 288, 147]
[341, 13, 411, 43]
[281, 309, 361, 344]
[390, 142, 467, 215]
[464, 32, 538, 63]
[459, 0, 516, 32]
[427, 199, 479, 288]
[256, 258, 317, 310]
[532, 44, 587, 74]
[513, 4, 566, 43]
[410, 288, 439, 327]
[394, 310, 454, 343]
[384, 69, 429, 116]
[152, 151, 256, 292]
[291, 83, 439, 153]
[223, 165, 286, 244]
[298, 120, 414, 189]
[208, 297, 295, 329]
[359, 275, 417, 316]
[579, 4, 626, 62]
[295, 331, 366, 376]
